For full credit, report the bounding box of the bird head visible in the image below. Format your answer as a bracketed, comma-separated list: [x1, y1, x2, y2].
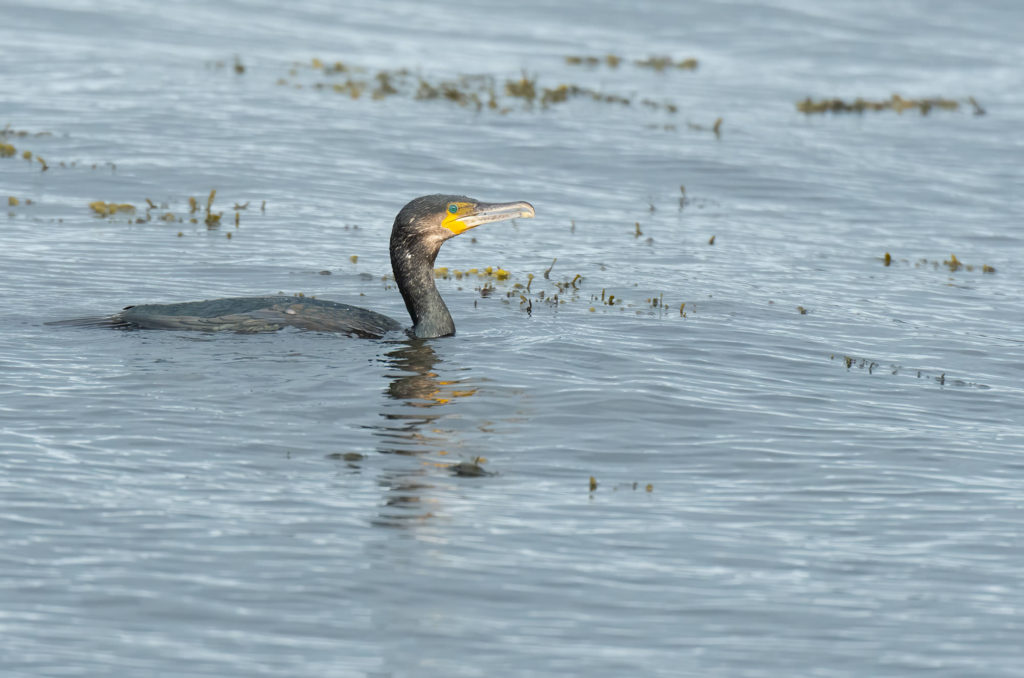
[392, 194, 536, 251]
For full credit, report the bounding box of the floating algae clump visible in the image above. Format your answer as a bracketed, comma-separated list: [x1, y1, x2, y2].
[89, 201, 136, 217]
[505, 74, 537, 102]
[635, 56, 698, 71]
[796, 94, 974, 115]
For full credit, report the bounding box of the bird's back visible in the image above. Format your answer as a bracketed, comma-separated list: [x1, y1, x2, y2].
[52, 296, 403, 338]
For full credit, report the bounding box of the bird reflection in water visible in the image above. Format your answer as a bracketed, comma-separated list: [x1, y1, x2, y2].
[368, 338, 482, 526]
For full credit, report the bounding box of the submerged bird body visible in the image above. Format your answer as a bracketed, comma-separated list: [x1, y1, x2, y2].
[53, 194, 535, 339]
[112, 296, 403, 337]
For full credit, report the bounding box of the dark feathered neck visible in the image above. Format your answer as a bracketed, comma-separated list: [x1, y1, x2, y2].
[390, 228, 455, 338]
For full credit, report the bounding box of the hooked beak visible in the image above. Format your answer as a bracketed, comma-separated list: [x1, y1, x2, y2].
[454, 201, 536, 231]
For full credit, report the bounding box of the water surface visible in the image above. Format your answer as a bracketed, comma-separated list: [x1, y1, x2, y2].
[2, 1, 1023, 676]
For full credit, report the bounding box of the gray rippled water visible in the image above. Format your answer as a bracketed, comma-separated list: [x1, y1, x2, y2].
[2, 0, 1023, 676]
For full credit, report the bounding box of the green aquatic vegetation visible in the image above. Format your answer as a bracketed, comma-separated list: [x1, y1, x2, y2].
[797, 94, 978, 115]
[635, 56, 698, 71]
[89, 201, 136, 217]
[540, 84, 570, 105]
[897, 253, 995, 273]
[830, 354, 989, 389]
[640, 98, 678, 113]
[430, 254, 691, 325]
[87, 192, 259, 229]
[326, 452, 365, 463]
[505, 74, 537, 102]
[686, 117, 722, 137]
[564, 54, 623, 68]
[567, 54, 697, 71]
[204, 189, 221, 227]
[441, 82, 480, 108]
[332, 79, 365, 99]
[2, 126, 53, 141]
[942, 253, 995, 273]
[415, 78, 440, 100]
[372, 72, 399, 99]
[1, 126, 53, 167]
[287, 60, 677, 115]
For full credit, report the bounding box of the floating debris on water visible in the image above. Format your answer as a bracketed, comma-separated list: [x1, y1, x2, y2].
[944, 253, 963, 272]
[687, 117, 723, 137]
[84, 192, 262, 230]
[203, 189, 221, 228]
[276, 59, 685, 117]
[451, 457, 494, 477]
[505, 73, 537, 102]
[89, 201, 136, 217]
[830, 354, 989, 389]
[634, 56, 699, 71]
[561, 53, 688, 69]
[796, 94, 976, 115]
[885, 252, 995, 274]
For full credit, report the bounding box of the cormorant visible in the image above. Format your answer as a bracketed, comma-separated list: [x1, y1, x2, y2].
[54, 194, 535, 339]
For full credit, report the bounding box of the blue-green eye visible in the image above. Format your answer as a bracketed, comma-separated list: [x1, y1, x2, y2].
[448, 204, 458, 214]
